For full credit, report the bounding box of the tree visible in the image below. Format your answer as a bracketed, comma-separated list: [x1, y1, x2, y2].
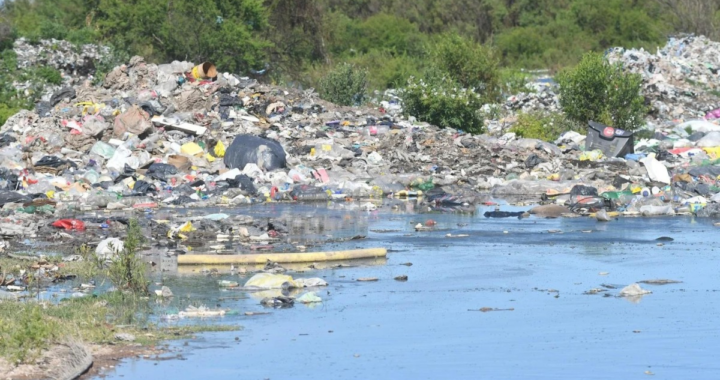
[659, 0, 720, 40]
[557, 53, 646, 130]
[94, 0, 271, 73]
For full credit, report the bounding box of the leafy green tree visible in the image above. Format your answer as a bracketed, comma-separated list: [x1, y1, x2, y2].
[557, 53, 646, 130]
[94, 0, 271, 73]
[430, 33, 500, 101]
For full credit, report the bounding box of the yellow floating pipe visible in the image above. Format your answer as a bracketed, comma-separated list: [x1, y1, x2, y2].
[177, 248, 387, 265]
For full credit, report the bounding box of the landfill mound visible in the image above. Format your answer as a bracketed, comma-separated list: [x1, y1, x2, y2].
[606, 35, 720, 124]
[0, 36, 719, 245]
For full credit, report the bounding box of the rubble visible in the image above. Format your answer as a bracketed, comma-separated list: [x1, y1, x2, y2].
[606, 35, 720, 122]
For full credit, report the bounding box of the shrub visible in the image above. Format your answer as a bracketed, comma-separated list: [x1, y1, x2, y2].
[429, 33, 500, 102]
[0, 105, 19, 126]
[557, 52, 646, 130]
[348, 51, 423, 90]
[510, 112, 580, 142]
[318, 63, 368, 106]
[34, 66, 62, 85]
[38, 20, 67, 40]
[66, 27, 100, 45]
[107, 219, 149, 294]
[401, 75, 485, 134]
[0, 304, 55, 363]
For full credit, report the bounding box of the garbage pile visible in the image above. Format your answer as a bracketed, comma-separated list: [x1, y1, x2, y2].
[503, 82, 561, 114]
[1, 36, 720, 246]
[606, 35, 720, 123]
[13, 38, 111, 76]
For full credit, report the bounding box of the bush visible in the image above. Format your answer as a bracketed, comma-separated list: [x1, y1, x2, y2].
[347, 51, 423, 90]
[0, 105, 19, 126]
[557, 52, 646, 130]
[33, 66, 62, 85]
[107, 219, 149, 294]
[510, 112, 580, 142]
[429, 33, 500, 102]
[318, 63, 368, 106]
[38, 20, 67, 40]
[401, 75, 485, 134]
[66, 27, 100, 45]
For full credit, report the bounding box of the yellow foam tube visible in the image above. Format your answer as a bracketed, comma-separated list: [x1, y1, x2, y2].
[177, 248, 387, 265]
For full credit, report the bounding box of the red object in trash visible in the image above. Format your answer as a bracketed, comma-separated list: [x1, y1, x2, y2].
[133, 202, 158, 209]
[51, 219, 85, 231]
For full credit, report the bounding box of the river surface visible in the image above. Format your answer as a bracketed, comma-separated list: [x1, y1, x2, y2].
[97, 201, 720, 380]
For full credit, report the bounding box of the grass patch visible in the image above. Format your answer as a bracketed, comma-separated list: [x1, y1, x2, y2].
[509, 111, 580, 142]
[0, 218, 237, 364]
[0, 292, 240, 364]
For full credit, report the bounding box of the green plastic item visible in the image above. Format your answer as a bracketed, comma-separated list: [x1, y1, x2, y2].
[18, 205, 36, 214]
[601, 191, 632, 199]
[410, 178, 434, 191]
[36, 204, 55, 215]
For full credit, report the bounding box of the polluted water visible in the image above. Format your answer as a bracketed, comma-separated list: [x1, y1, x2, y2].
[95, 202, 720, 380]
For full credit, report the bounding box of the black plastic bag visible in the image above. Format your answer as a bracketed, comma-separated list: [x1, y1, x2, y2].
[525, 154, 545, 169]
[224, 134, 286, 171]
[49, 87, 76, 105]
[0, 134, 17, 148]
[146, 163, 177, 181]
[570, 185, 598, 197]
[227, 174, 257, 194]
[132, 180, 156, 195]
[35, 156, 68, 168]
[0, 191, 31, 205]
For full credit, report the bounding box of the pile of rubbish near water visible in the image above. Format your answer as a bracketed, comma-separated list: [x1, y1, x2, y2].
[3, 35, 720, 248]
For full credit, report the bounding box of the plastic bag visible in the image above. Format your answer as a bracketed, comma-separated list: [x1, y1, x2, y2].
[113, 105, 152, 137]
[96, 237, 124, 259]
[696, 131, 720, 148]
[214, 140, 226, 157]
[90, 141, 116, 159]
[51, 219, 85, 231]
[146, 163, 178, 181]
[224, 134, 287, 171]
[244, 273, 296, 289]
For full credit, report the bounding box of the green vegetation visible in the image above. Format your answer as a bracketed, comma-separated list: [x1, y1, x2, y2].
[510, 112, 579, 142]
[0, 219, 235, 364]
[0, 292, 237, 363]
[0, 0, 710, 132]
[430, 34, 499, 100]
[107, 219, 149, 294]
[0, 0, 682, 87]
[557, 53, 646, 130]
[318, 63, 368, 106]
[75, 219, 149, 294]
[401, 75, 485, 133]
